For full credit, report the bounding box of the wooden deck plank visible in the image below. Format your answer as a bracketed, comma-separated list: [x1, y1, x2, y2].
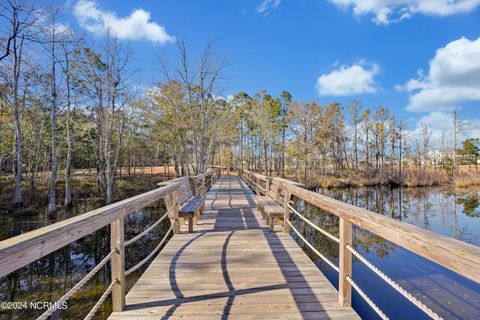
[108, 175, 359, 319]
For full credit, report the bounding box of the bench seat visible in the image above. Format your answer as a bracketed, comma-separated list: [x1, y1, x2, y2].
[257, 196, 283, 231]
[179, 195, 205, 233]
[256, 196, 272, 219]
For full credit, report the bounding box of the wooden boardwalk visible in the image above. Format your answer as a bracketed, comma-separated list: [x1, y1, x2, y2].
[108, 175, 359, 319]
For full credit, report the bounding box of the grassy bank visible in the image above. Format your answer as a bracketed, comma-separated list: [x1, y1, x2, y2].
[301, 168, 480, 189]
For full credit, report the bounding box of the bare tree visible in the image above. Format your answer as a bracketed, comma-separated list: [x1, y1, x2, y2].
[362, 108, 371, 167]
[57, 23, 79, 208]
[421, 122, 431, 170]
[159, 40, 227, 174]
[348, 100, 363, 169]
[388, 115, 396, 172]
[72, 32, 132, 204]
[43, 7, 61, 215]
[397, 120, 405, 176]
[0, 0, 40, 206]
[103, 33, 132, 204]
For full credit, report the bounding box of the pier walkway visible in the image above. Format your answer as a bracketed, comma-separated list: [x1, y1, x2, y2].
[108, 175, 359, 319]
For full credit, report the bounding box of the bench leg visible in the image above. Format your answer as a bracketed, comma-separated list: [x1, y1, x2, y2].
[270, 216, 275, 232]
[188, 216, 194, 233]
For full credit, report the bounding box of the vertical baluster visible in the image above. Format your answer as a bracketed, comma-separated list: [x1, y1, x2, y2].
[339, 218, 352, 307]
[283, 191, 291, 234]
[165, 191, 180, 234]
[111, 216, 125, 311]
[190, 177, 198, 196]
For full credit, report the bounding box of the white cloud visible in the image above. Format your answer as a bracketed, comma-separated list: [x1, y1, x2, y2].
[256, 0, 281, 14]
[330, 0, 480, 24]
[401, 37, 480, 112]
[409, 111, 480, 149]
[73, 0, 175, 44]
[316, 61, 379, 96]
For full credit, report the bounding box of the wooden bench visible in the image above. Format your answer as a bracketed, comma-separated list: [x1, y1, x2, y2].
[257, 196, 283, 231]
[177, 181, 205, 233]
[256, 196, 270, 214]
[179, 195, 205, 233]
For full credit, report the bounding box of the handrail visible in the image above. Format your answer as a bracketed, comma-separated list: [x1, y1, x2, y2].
[280, 179, 480, 283]
[239, 169, 480, 319]
[286, 219, 339, 272]
[0, 178, 188, 278]
[346, 244, 442, 319]
[346, 275, 389, 320]
[37, 249, 115, 320]
[0, 168, 221, 319]
[124, 204, 176, 247]
[125, 225, 174, 276]
[240, 170, 480, 283]
[287, 203, 340, 243]
[84, 279, 117, 320]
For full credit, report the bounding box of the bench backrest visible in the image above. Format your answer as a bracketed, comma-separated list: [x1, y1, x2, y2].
[177, 181, 194, 206]
[267, 180, 284, 205]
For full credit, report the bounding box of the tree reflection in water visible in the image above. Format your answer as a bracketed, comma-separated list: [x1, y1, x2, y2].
[1, 187, 478, 319]
[289, 186, 480, 320]
[0, 201, 171, 320]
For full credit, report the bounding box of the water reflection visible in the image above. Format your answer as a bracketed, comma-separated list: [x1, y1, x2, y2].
[290, 187, 480, 320]
[0, 202, 171, 320]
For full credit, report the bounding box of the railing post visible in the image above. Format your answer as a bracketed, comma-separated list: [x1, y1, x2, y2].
[265, 178, 270, 196]
[111, 216, 125, 312]
[339, 218, 352, 307]
[283, 192, 291, 234]
[189, 177, 198, 196]
[202, 176, 206, 195]
[165, 190, 180, 234]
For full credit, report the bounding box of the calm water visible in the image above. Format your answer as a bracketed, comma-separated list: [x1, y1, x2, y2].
[1, 186, 479, 319]
[0, 201, 170, 320]
[290, 187, 480, 320]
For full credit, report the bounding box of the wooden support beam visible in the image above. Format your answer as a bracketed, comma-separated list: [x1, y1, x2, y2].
[339, 218, 352, 307]
[188, 216, 193, 233]
[283, 192, 292, 234]
[165, 191, 180, 234]
[111, 216, 125, 312]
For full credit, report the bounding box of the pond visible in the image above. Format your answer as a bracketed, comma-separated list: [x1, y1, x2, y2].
[289, 186, 480, 319]
[1, 184, 479, 319]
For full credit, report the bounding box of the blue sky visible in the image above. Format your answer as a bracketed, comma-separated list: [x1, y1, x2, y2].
[64, 0, 480, 144]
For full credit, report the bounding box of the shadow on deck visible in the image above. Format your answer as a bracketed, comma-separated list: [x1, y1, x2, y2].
[108, 175, 359, 320]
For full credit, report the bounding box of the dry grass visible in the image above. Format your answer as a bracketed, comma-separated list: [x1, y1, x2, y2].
[401, 169, 449, 187]
[317, 175, 371, 188]
[309, 168, 450, 189]
[455, 173, 480, 188]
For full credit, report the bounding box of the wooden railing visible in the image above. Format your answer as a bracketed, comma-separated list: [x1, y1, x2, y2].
[0, 168, 221, 320]
[239, 170, 480, 320]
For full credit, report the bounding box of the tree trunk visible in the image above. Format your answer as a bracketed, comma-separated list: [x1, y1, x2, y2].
[12, 36, 24, 207]
[64, 55, 73, 207]
[48, 27, 58, 216]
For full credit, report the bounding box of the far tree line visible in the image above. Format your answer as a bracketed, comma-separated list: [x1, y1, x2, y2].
[0, 0, 478, 215]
